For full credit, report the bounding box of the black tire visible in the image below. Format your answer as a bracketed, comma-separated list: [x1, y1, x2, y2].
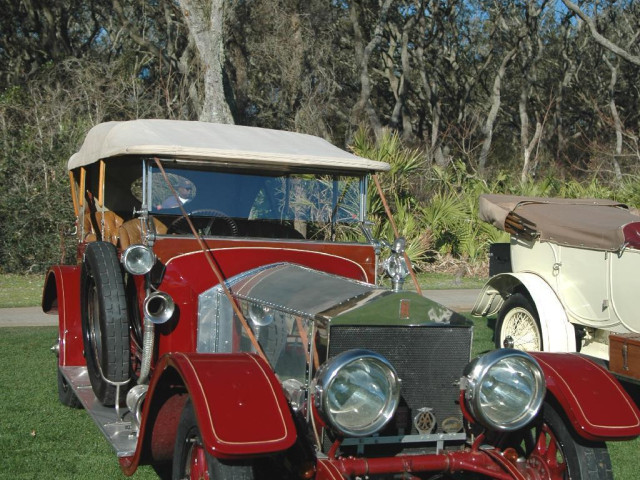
[495, 292, 543, 351]
[501, 402, 613, 479]
[172, 400, 255, 480]
[81, 241, 130, 406]
[57, 366, 82, 408]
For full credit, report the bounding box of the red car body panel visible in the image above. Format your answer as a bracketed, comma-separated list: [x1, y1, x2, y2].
[167, 352, 296, 456]
[150, 239, 377, 355]
[43, 265, 84, 367]
[120, 352, 297, 474]
[153, 237, 376, 283]
[46, 239, 377, 360]
[531, 352, 640, 440]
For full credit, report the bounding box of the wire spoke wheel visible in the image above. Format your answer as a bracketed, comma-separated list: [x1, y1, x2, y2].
[499, 402, 613, 480]
[501, 307, 541, 350]
[525, 423, 568, 478]
[496, 293, 543, 351]
[183, 436, 210, 480]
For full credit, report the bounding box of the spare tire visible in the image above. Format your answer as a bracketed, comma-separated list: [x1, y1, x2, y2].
[81, 241, 130, 406]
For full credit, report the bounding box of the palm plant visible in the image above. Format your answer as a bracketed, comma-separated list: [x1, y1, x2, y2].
[558, 177, 614, 200]
[353, 127, 506, 273]
[352, 128, 429, 265]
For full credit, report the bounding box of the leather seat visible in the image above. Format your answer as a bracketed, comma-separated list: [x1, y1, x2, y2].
[118, 217, 168, 249]
[83, 211, 124, 245]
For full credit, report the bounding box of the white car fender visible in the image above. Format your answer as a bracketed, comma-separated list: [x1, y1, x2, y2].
[472, 272, 576, 353]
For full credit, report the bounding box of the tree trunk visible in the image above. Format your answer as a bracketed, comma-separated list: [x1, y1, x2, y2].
[350, 0, 393, 137]
[179, 0, 234, 124]
[520, 121, 543, 183]
[603, 55, 623, 182]
[478, 48, 517, 176]
[416, 12, 446, 167]
[386, 15, 416, 138]
[561, 0, 640, 67]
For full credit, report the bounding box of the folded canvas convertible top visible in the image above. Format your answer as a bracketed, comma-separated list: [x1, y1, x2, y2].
[479, 194, 640, 251]
[68, 119, 390, 173]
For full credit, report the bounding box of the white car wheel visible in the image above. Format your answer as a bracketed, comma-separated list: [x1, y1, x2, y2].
[496, 293, 543, 351]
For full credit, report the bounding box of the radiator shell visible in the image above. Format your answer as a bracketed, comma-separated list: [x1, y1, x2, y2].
[328, 324, 472, 435]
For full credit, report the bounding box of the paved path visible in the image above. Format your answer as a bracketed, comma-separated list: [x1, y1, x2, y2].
[0, 289, 481, 327]
[422, 289, 480, 313]
[0, 307, 57, 327]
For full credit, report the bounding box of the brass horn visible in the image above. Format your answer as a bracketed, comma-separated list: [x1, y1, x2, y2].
[143, 291, 175, 324]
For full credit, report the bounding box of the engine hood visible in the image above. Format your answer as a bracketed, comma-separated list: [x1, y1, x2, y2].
[227, 263, 470, 327]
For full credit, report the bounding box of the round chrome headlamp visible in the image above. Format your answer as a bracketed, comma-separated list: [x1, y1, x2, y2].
[463, 349, 545, 431]
[313, 349, 400, 437]
[122, 244, 156, 275]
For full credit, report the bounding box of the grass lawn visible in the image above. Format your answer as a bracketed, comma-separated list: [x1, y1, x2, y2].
[0, 327, 158, 480]
[388, 271, 487, 291]
[0, 274, 43, 308]
[1, 323, 638, 479]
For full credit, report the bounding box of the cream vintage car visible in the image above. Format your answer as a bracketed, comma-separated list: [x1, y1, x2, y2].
[472, 194, 640, 382]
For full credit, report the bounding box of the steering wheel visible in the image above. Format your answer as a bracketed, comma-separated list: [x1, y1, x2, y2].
[168, 209, 239, 236]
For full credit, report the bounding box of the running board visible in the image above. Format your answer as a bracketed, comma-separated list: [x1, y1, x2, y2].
[60, 366, 138, 457]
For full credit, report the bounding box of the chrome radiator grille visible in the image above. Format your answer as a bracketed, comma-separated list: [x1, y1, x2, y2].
[327, 324, 472, 436]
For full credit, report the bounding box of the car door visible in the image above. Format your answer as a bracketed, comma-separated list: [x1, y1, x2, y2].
[609, 248, 640, 333]
[554, 245, 613, 327]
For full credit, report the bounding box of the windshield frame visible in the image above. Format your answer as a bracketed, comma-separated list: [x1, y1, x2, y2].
[142, 158, 370, 241]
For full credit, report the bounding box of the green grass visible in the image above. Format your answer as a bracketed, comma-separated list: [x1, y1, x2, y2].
[0, 327, 158, 480]
[415, 271, 487, 290]
[470, 315, 496, 358]
[1, 324, 638, 479]
[0, 274, 43, 308]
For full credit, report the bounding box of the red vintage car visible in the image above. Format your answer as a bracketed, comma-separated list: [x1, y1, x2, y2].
[44, 120, 640, 479]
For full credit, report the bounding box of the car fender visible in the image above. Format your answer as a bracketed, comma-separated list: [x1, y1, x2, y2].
[42, 265, 84, 366]
[531, 352, 640, 441]
[144, 352, 296, 460]
[472, 272, 575, 352]
[120, 352, 297, 475]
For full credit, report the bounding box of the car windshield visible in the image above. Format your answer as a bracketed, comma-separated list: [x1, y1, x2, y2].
[237, 304, 316, 385]
[146, 163, 366, 241]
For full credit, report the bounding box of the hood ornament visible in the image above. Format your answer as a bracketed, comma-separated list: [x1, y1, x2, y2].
[381, 237, 409, 292]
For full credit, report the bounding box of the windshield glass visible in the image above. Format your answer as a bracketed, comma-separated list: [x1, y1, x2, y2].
[146, 163, 366, 241]
[236, 303, 315, 385]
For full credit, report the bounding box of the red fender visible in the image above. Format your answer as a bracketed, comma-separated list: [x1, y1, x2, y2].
[531, 352, 640, 441]
[166, 352, 296, 456]
[42, 266, 84, 367]
[158, 352, 295, 453]
[120, 352, 297, 474]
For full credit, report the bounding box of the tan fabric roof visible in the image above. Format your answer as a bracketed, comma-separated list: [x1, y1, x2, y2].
[479, 194, 640, 251]
[68, 119, 390, 172]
